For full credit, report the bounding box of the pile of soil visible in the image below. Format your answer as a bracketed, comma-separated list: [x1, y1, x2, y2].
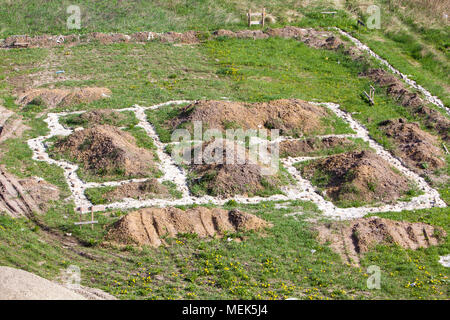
[187, 139, 281, 198]
[279, 137, 356, 158]
[2, 28, 344, 50]
[53, 125, 157, 179]
[317, 217, 446, 266]
[300, 150, 411, 205]
[0, 266, 116, 300]
[102, 179, 170, 202]
[106, 207, 271, 247]
[361, 69, 450, 142]
[15, 87, 111, 109]
[159, 31, 200, 44]
[379, 118, 445, 173]
[172, 99, 331, 137]
[0, 166, 59, 218]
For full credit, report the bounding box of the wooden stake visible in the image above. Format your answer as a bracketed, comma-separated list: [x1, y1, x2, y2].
[261, 8, 266, 28]
[91, 207, 94, 230]
[248, 9, 251, 27]
[364, 91, 374, 105]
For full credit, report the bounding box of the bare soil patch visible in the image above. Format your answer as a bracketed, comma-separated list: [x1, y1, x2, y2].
[379, 118, 445, 173]
[317, 217, 446, 266]
[0, 166, 58, 218]
[52, 125, 157, 180]
[0, 106, 28, 143]
[106, 207, 271, 247]
[300, 150, 412, 206]
[15, 87, 111, 109]
[172, 99, 332, 137]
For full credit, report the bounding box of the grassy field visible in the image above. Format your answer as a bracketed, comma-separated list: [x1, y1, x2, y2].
[0, 0, 448, 300]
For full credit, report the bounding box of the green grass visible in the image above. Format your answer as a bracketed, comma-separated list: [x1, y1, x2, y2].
[1, 201, 448, 300]
[0, 9, 448, 300]
[59, 110, 139, 129]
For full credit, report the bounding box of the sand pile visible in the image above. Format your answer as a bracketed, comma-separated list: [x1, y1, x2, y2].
[16, 87, 111, 108]
[107, 207, 270, 247]
[379, 118, 445, 172]
[300, 150, 411, 206]
[317, 217, 446, 266]
[53, 125, 157, 179]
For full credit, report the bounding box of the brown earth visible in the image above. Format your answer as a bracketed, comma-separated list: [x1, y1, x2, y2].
[53, 125, 157, 179]
[102, 179, 170, 202]
[15, 87, 111, 109]
[171, 99, 331, 137]
[300, 150, 412, 206]
[106, 207, 271, 247]
[0, 106, 29, 143]
[187, 138, 282, 198]
[0, 166, 59, 218]
[317, 217, 446, 266]
[379, 118, 445, 173]
[361, 69, 450, 142]
[2, 27, 342, 48]
[279, 137, 357, 158]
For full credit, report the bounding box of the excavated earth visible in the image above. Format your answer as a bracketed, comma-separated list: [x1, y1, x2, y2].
[1, 27, 341, 49]
[0, 166, 59, 218]
[0, 106, 29, 143]
[187, 138, 282, 198]
[379, 118, 445, 173]
[15, 87, 111, 109]
[316, 217, 446, 266]
[361, 69, 450, 142]
[106, 206, 270, 247]
[101, 179, 170, 202]
[279, 137, 360, 158]
[52, 125, 158, 179]
[171, 99, 333, 137]
[300, 150, 412, 206]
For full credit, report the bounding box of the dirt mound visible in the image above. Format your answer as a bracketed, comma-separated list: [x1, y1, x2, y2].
[159, 31, 200, 44]
[187, 139, 281, 198]
[279, 137, 355, 157]
[172, 99, 330, 137]
[53, 125, 157, 179]
[103, 179, 170, 202]
[106, 207, 270, 247]
[379, 119, 445, 172]
[0, 166, 59, 218]
[361, 69, 450, 141]
[15, 87, 111, 109]
[317, 217, 446, 266]
[0, 266, 116, 300]
[300, 150, 411, 206]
